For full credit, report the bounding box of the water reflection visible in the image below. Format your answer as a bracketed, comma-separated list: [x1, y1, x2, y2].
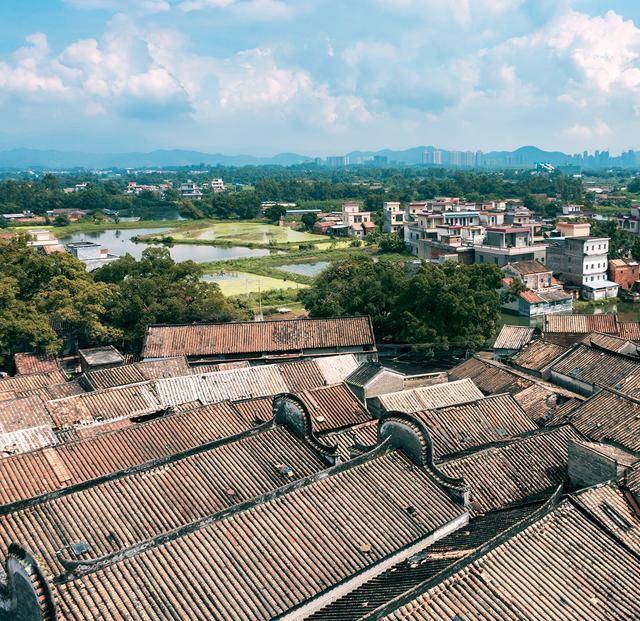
[60, 228, 270, 263]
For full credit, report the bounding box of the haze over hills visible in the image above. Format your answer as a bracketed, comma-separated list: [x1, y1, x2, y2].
[0, 145, 637, 170]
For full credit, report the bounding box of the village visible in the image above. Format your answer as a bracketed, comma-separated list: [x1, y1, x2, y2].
[0, 312, 638, 618]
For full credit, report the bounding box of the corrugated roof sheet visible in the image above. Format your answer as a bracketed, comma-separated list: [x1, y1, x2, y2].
[511, 339, 568, 372]
[142, 316, 375, 358]
[493, 325, 535, 351]
[413, 394, 537, 460]
[47, 449, 465, 621]
[382, 500, 640, 620]
[544, 313, 619, 334]
[440, 425, 580, 515]
[13, 352, 59, 375]
[375, 379, 484, 413]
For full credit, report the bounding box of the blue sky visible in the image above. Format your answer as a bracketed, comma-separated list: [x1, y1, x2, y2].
[1, 0, 640, 155]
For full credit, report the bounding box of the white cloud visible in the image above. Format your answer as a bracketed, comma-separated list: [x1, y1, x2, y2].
[65, 0, 171, 12]
[566, 119, 611, 139]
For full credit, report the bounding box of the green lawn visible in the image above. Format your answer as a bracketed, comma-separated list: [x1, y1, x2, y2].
[202, 271, 308, 296]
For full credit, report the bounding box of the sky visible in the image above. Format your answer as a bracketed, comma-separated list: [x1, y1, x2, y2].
[1, 0, 640, 155]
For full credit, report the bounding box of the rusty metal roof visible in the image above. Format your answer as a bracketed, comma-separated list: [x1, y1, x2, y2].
[142, 316, 376, 359]
[493, 325, 535, 352]
[374, 379, 484, 413]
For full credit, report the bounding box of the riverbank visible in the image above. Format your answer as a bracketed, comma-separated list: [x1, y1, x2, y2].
[9, 219, 190, 237]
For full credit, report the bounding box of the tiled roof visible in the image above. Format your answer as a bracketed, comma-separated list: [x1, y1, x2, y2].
[513, 383, 582, 424]
[82, 357, 192, 390]
[373, 379, 484, 413]
[439, 425, 581, 515]
[0, 370, 67, 393]
[493, 325, 535, 351]
[551, 389, 640, 452]
[519, 289, 544, 304]
[321, 421, 378, 461]
[582, 331, 638, 354]
[413, 394, 537, 460]
[619, 321, 640, 341]
[549, 344, 640, 389]
[544, 313, 619, 334]
[12, 352, 59, 375]
[345, 362, 387, 387]
[0, 424, 330, 577]
[573, 483, 640, 556]
[308, 504, 541, 621]
[0, 401, 254, 507]
[142, 316, 376, 358]
[313, 354, 360, 385]
[47, 447, 466, 620]
[449, 356, 534, 395]
[381, 500, 640, 620]
[278, 358, 328, 391]
[511, 339, 568, 372]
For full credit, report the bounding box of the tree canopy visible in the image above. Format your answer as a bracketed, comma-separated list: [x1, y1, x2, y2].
[299, 256, 503, 352]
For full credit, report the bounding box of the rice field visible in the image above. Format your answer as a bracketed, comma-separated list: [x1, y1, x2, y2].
[202, 271, 308, 296]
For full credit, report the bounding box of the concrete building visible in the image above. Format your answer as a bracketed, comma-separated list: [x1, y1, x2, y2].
[66, 241, 119, 271]
[340, 202, 376, 238]
[475, 226, 547, 267]
[556, 221, 592, 238]
[179, 181, 203, 201]
[382, 202, 405, 234]
[546, 236, 618, 300]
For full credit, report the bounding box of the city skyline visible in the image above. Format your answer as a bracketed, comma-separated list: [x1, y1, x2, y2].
[1, 1, 640, 154]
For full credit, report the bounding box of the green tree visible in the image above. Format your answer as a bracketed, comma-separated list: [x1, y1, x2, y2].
[264, 204, 286, 222]
[378, 233, 407, 253]
[300, 257, 503, 352]
[631, 237, 640, 262]
[94, 247, 246, 350]
[301, 212, 317, 231]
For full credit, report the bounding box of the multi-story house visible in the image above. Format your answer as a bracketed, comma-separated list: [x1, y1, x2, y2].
[340, 202, 376, 239]
[179, 181, 203, 201]
[382, 202, 405, 234]
[475, 226, 547, 267]
[609, 258, 640, 292]
[501, 260, 573, 316]
[617, 205, 640, 236]
[546, 236, 618, 300]
[66, 241, 119, 271]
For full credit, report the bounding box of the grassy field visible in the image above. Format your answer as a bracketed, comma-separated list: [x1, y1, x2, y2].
[9, 219, 188, 237]
[165, 220, 328, 247]
[202, 271, 308, 296]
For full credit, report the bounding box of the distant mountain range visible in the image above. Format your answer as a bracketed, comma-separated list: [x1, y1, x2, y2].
[0, 145, 637, 170]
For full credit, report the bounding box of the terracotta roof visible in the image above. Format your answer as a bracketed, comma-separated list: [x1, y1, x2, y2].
[12, 352, 59, 375]
[373, 379, 484, 413]
[582, 331, 638, 354]
[142, 316, 376, 359]
[449, 356, 534, 395]
[81, 357, 192, 390]
[0, 401, 254, 507]
[512, 383, 582, 424]
[0, 424, 330, 577]
[549, 343, 640, 390]
[519, 290, 544, 304]
[37, 446, 466, 621]
[313, 354, 360, 385]
[619, 321, 640, 341]
[439, 426, 580, 515]
[0, 370, 67, 393]
[551, 389, 640, 453]
[511, 339, 568, 372]
[413, 394, 537, 460]
[278, 358, 328, 391]
[381, 499, 640, 620]
[544, 313, 619, 334]
[493, 325, 535, 351]
[320, 421, 378, 461]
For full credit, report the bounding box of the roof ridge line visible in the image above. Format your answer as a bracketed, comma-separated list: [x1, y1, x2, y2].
[53, 440, 392, 582]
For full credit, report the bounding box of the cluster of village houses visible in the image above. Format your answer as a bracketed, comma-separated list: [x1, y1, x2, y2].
[0, 315, 639, 619]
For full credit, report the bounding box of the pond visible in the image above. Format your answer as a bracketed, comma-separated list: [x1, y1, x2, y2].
[276, 262, 331, 277]
[60, 228, 270, 263]
[498, 300, 640, 330]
